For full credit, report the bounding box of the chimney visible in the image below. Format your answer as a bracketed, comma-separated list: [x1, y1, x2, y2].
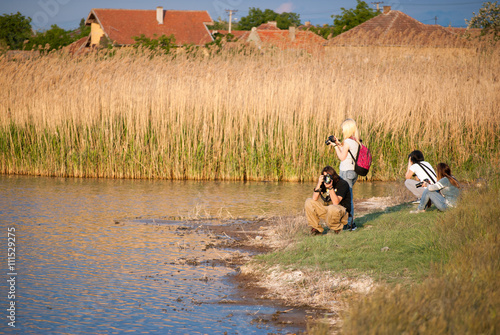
[383, 6, 391, 14]
[268, 21, 277, 28]
[156, 6, 163, 24]
[305, 21, 311, 27]
[289, 26, 296, 41]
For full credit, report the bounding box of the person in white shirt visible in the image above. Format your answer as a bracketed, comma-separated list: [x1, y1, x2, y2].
[328, 118, 360, 230]
[410, 163, 461, 213]
[405, 150, 437, 202]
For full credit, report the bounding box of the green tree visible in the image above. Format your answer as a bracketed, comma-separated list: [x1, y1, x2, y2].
[276, 12, 301, 29]
[331, 0, 379, 37]
[307, 24, 336, 39]
[237, 7, 301, 30]
[132, 34, 177, 53]
[0, 12, 32, 50]
[466, 1, 500, 40]
[25, 25, 74, 51]
[76, 18, 91, 38]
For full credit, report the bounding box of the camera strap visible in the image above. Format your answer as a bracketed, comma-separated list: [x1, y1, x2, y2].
[416, 162, 437, 184]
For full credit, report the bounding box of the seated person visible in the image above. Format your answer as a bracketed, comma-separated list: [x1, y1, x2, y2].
[305, 166, 351, 235]
[405, 150, 437, 203]
[411, 163, 460, 213]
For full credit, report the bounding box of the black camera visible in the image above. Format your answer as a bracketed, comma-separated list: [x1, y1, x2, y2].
[324, 174, 332, 185]
[325, 135, 337, 146]
[415, 179, 430, 188]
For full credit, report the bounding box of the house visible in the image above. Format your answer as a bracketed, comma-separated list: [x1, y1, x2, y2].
[84, 7, 214, 47]
[327, 6, 465, 47]
[239, 21, 326, 52]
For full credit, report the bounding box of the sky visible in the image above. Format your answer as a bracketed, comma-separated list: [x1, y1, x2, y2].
[0, 0, 486, 32]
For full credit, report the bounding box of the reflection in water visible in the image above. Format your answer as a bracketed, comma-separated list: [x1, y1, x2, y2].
[0, 175, 396, 334]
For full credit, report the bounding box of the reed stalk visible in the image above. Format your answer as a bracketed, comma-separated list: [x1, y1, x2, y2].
[1, 45, 498, 181]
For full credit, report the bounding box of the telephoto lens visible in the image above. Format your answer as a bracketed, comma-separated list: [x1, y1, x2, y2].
[324, 174, 332, 185]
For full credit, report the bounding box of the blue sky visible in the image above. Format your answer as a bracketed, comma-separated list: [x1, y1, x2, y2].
[0, 0, 486, 31]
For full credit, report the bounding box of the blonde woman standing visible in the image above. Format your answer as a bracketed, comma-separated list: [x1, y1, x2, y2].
[328, 118, 359, 230]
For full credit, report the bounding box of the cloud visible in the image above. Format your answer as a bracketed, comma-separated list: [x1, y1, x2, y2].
[276, 2, 294, 14]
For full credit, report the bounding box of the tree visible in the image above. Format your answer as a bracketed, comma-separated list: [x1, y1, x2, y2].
[307, 24, 336, 40]
[76, 18, 91, 39]
[331, 0, 379, 37]
[0, 12, 32, 50]
[25, 25, 75, 51]
[132, 34, 177, 53]
[237, 7, 301, 30]
[466, 1, 500, 40]
[276, 12, 301, 29]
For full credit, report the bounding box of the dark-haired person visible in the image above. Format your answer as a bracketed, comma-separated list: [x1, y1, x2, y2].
[304, 166, 351, 235]
[405, 150, 437, 203]
[411, 163, 460, 213]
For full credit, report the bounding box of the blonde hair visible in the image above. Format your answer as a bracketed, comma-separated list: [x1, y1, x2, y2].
[341, 118, 359, 142]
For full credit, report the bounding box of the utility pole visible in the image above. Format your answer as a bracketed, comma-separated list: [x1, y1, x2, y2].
[225, 9, 238, 33]
[371, 1, 384, 12]
[434, 16, 438, 25]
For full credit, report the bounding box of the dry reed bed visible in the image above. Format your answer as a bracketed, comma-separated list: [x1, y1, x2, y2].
[0, 46, 499, 180]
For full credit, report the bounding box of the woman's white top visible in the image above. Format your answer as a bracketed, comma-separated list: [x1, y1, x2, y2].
[339, 138, 359, 171]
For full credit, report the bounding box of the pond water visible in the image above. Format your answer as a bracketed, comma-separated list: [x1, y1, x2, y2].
[0, 175, 397, 334]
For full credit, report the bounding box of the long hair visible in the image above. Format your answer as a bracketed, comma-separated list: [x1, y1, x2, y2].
[437, 163, 460, 188]
[322, 165, 340, 183]
[408, 150, 425, 164]
[341, 118, 359, 142]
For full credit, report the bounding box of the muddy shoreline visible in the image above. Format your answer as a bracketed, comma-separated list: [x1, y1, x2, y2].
[194, 196, 404, 333]
[199, 218, 329, 333]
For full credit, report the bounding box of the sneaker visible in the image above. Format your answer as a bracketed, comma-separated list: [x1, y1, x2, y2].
[410, 209, 425, 214]
[343, 224, 349, 231]
[412, 199, 421, 204]
[350, 222, 357, 231]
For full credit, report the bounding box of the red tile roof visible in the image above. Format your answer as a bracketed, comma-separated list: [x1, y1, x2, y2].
[66, 36, 91, 55]
[239, 25, 325, 52]
[328, 8, 461, 47]
[86, 8, 213, 46]
[256, 30, 325, 47]
[256, 22, 280, 30]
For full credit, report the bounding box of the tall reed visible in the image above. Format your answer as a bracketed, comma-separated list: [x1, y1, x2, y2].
[1, 45, 499, 181]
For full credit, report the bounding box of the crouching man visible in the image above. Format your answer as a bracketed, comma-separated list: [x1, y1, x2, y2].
[305, 166, 351, 235]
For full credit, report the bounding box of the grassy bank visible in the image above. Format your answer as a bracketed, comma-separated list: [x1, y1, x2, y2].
[1, 46, 499, 181]
[251, 181, 499, 333]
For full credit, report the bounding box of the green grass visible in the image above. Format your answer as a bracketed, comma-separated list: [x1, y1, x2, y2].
[256, 204, 447, 283]
[256, 180, 500, 334]
[343, 183, 500, 334]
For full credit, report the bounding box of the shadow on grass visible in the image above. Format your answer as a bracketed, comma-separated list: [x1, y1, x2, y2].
[354, 202, 412, 228]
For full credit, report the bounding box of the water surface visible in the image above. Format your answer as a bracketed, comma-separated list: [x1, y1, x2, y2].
[0, 175, 396, 334]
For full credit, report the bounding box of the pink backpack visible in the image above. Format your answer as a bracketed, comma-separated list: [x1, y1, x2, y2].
[349, 140, 372, 176]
